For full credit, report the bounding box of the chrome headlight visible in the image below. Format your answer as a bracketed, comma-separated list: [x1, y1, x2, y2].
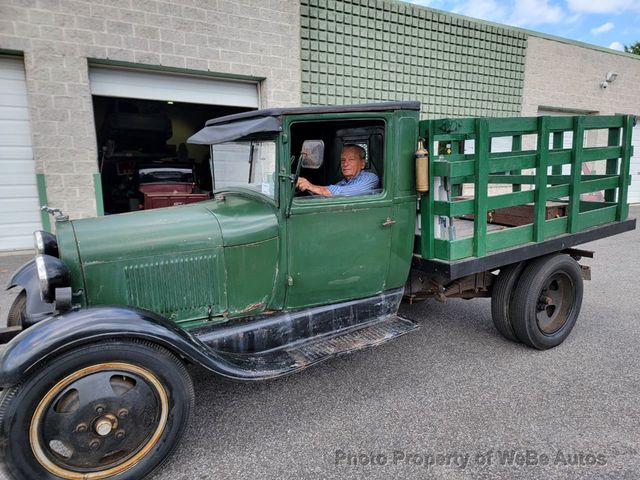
[35, 254, 70, 303]
[34, 230, 58, 257]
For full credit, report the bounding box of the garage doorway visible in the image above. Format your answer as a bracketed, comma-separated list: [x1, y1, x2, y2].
[89, 67, 258, 214]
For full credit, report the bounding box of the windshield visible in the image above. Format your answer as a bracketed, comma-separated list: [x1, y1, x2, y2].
[211, 140, 276, 199]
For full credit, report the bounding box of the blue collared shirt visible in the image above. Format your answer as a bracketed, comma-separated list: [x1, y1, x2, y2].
[328, 171, 379, 196]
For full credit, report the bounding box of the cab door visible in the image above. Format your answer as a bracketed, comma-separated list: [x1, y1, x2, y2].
[284, 116, 394, 309]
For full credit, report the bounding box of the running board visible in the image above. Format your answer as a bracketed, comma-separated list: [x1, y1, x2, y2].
[211, 315, 418, 379]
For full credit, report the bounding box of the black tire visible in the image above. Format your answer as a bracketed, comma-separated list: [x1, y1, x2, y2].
[0, 340, 194, 480]
[7, 290, 26, 328]
[510, 254, 584, 350]
[490, 262, 525, 343]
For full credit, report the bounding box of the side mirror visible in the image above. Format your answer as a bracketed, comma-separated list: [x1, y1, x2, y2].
[300, 140, 324, 169]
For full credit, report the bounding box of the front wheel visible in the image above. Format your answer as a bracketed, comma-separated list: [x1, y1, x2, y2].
[0, 340, 194, 480]
[510, 254, 584, 350]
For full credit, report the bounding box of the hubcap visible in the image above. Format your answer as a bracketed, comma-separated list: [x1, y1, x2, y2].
[536, 273, 574, 334]
[30, 363, 169, 480]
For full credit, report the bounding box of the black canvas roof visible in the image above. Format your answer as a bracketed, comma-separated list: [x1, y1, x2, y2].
[188, 101, 420, 145]
[204, 101, 421, 126]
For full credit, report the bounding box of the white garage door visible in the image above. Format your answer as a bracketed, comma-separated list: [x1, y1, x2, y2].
[0, 57, 42, 251]
[89, 67, 259, 108]
[628, 124, 640, 204]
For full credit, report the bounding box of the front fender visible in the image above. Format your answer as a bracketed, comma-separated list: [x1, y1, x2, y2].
[6, 259, 54, 322]
[0, 306, 274, 387]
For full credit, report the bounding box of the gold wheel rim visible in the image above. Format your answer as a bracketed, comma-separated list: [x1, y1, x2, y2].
[29, 362, 169, 480]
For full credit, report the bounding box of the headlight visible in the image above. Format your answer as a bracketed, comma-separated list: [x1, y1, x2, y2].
[34, 231, 58, 257]
[35, 254, 70, 303]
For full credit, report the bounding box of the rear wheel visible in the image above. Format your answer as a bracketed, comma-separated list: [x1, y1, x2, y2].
[510, 254, 584, 350]
[0, 340, 194, 480]
[490, 262, 525, 343]
[7, 290, 26, 328]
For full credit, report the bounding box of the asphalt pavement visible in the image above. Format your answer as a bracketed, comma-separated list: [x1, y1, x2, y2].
[0, 206, 639, 480]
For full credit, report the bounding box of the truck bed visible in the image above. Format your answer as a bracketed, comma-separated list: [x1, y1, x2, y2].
[415, 114, 636, 267]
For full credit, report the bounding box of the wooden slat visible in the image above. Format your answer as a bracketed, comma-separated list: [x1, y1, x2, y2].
[582, 146, 622, 162]
[473, 119, 489, 257]
[551, 131, 563, 175]
[511, 134, 522, 192]
[487, 224, 534, 252]
[582, 115, 624, 129]
[487, 117, 538, 135]
[420, 120, 437, 258]
[487, 189, 535, 209]
[578, 205, 617, 229]
[618, 115, 633, 220]
[533, 117, 550, 241]
[548, 116, 573, 131]
[568, 116, 584, 233]
[605, 127, 621, 202]
[580, 176, 619, 193]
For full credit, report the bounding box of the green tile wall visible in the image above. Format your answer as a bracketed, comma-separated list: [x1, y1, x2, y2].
[300, 0, 528, 118]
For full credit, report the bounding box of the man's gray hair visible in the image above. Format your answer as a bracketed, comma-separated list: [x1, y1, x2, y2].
[342, 144, 366, 160]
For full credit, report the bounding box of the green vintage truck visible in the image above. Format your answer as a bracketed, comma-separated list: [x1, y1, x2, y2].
[0, 102, 636, 479]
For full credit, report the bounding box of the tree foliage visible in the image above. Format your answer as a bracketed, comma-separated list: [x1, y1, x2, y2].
[624, 41, 640, 55]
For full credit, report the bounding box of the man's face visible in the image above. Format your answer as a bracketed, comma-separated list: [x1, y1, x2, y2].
[340, 147, 365, 180]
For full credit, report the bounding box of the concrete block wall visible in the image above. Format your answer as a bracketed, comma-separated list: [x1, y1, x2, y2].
[522, 36, 640, 118]
[1, 0, 301, 220]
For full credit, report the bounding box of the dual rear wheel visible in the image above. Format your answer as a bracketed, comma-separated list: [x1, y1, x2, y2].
[491, 254, 584, 350]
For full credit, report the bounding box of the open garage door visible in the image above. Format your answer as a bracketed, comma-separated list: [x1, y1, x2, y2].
[89, 67, 259, 108]
[0, 57, 42, 251]
[89, 67, 258, 214]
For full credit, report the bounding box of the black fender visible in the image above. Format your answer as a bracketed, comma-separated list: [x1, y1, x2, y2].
[6, 259, 55, 323]
[0, 306, 278, 387]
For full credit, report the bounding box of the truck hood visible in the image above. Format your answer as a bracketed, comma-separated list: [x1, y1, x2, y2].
[70, 193, 278, 266]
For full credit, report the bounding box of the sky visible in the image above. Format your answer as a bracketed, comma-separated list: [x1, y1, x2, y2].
[403, 0, 640, 52]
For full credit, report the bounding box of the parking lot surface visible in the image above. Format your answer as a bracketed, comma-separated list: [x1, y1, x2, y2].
[1, 206, 638, 480]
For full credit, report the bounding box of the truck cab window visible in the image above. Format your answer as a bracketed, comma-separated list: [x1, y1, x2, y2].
[290, 120, 385, 199]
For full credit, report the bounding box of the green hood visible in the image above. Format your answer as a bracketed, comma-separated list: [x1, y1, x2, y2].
[60, 193, 279, 321]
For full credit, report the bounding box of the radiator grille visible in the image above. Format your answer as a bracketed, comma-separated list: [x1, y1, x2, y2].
[124, 254, 219, 316]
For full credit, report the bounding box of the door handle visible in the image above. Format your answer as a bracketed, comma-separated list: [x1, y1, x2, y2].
[381, 217, 396, 227]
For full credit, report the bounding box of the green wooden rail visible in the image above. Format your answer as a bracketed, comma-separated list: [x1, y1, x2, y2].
[418, 114, 635, 262]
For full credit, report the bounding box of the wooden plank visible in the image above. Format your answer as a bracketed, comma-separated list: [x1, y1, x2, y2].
[580, 176, 619, 193]
[544, 216, 569, 238]
[511, 134, 522, 192]
[548, 149, 572, 167]
[433, 198, 474, 217]
[548, 116, 573, 131]
[487, 224, 534, 252]
[487, 117, 538, 135]
[420, 120, 436, 259]
[618, 115, 633, 220]
[582, 115, 624, 129]
[491, 153, 536, 173]
[533, 116, 550, 241]
[473, 118, 489, 257]
[568, 116, 584, 233]
[605, 127, 621, 203]
[551, 131, 563, 175]
[432, 160, 475, 177]
[582, 146, 622, 162]
[487, 190, 535, 209]
[578, 205, 617, 230]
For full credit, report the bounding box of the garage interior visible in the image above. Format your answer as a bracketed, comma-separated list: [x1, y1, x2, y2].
[92, 96, 250, 214]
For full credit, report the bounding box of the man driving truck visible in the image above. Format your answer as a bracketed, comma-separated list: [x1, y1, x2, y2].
[296, 144, 379, 197]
